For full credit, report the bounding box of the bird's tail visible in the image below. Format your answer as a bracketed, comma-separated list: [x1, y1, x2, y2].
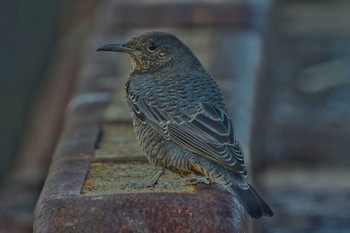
[229, 183, 273, 218]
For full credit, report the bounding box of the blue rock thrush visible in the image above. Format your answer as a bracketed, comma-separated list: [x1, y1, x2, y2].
[97, 31, 273, 218]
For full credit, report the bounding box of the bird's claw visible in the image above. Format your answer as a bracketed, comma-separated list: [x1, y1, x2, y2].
[185, 177, 211, 186]
[145, 182, 157, 188]
[145, 181, 172, 189]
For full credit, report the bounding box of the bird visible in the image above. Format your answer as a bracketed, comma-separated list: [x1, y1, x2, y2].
[97, 31, 273, 218]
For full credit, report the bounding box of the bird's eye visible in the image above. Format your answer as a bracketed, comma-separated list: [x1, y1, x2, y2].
[147, 42, 158, 52]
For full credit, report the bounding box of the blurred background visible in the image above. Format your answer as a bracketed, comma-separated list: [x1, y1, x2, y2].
[0, 1, 66, 232]
[0, 1, 63, 184]
[0, 0, 349, 232]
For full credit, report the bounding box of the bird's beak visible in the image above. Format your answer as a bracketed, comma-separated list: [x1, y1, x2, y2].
[96, 43, 135, 53]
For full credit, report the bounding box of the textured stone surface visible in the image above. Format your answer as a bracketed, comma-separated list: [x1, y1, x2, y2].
[82, 162, 193, 194]
[94, 124, 143, 159]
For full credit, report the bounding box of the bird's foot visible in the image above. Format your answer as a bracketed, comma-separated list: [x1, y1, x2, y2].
[185, 177, 211, 186]
[145, 181, 172, 189]
[145, 182, 156, 188]
[163, 182, 172, 189]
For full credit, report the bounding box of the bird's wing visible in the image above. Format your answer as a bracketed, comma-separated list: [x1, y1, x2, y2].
[128, 87, 247, 176]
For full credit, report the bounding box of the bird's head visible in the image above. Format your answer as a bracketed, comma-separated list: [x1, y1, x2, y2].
[97, 31, 197, 73]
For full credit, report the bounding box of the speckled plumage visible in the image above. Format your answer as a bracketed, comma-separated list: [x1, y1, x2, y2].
[98, 31, 273, 218]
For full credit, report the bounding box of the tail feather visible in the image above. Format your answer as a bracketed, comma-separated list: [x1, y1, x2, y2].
[231, 183, 273, 218]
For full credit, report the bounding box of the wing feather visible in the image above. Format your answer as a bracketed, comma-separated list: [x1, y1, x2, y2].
[127, 85, 247, 176]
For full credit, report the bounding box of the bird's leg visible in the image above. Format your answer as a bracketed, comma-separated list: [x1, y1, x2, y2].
[147, 169, 165, 187]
